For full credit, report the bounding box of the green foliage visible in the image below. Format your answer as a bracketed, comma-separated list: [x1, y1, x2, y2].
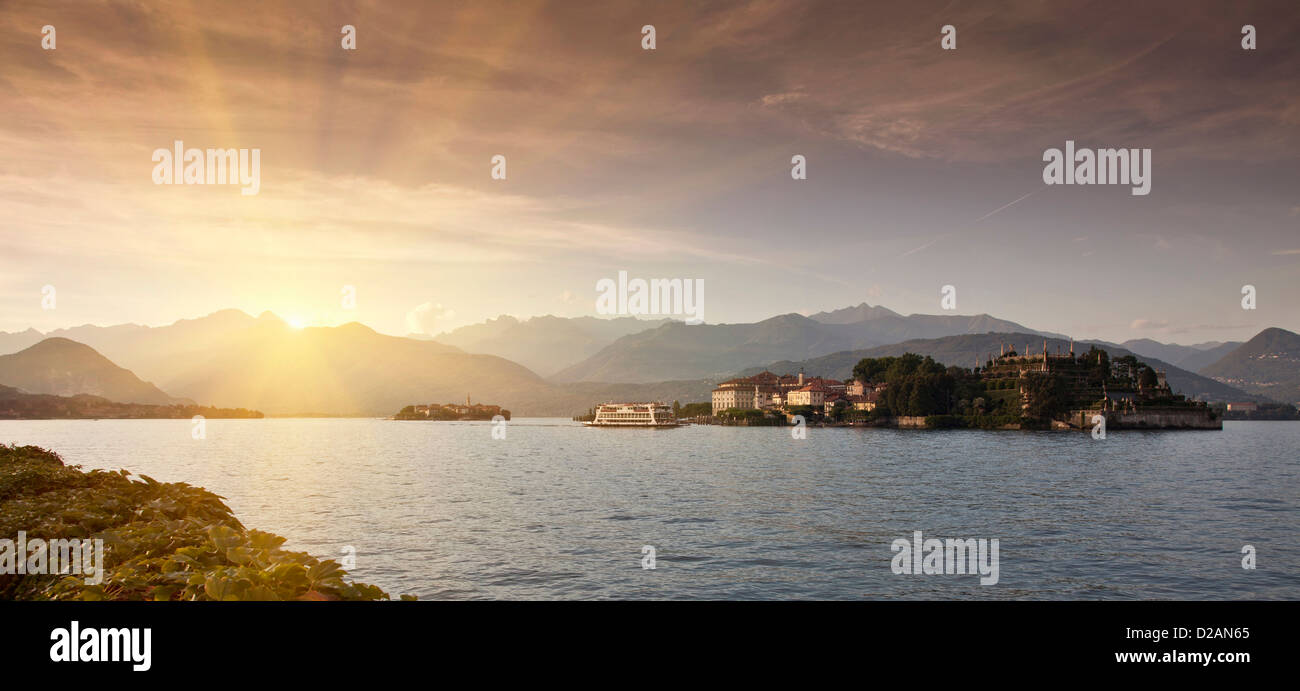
[785, 405, 816, 419]
[1082, 346, 1110, 387]
[715, 408, 783, 425]
[676, 402, 711, 417]
[963, 412, 1024, 429]
[854, 354, 955, 416]
[1021, 372, 1070, 421]
[0, 445, 398, 601]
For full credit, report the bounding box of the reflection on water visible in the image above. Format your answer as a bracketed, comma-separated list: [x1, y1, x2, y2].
[2, 419, 1296, 600]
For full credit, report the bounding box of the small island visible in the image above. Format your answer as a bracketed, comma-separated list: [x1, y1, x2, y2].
[701, 343, 1222, 430]
[395, 396, 510, 421]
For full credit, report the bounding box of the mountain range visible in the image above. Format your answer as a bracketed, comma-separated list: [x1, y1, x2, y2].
[1111, 339, 1243, 373]
[1, 305, 1293, 415]
[0, 315, 711, 416]
[551, 307, 1057, 383]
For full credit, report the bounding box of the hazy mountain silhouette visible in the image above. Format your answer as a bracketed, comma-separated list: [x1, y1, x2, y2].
[0, 327, 45, 354]
[433, 314, 674, 376]
[1118, 338, 1243, 373]
[807, 302, 902, 324]
[0, 312, 708, 415]
[0, 338, 184, 405]
[551, 308, 1058, 383]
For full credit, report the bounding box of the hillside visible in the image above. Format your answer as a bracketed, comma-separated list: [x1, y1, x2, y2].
[551, 309, 1054, 383]
[0, 338, 184, 405]
[1199, 327, 1300, 403]
[741, 332, 1259, 403]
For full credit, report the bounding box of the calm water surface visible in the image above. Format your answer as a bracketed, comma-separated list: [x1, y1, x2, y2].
[2, 419, 1296, 600]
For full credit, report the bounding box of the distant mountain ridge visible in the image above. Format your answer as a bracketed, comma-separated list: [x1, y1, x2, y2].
[807, 303, 902, 324]
[0, 309, 464, 384]
[1117, 338, 1243, 373]
[432, 314, 675, 376]
[0, 338, 185, 405]
[0, 314, 713, 416]
[551, 307, 1059, 383]
[1199, 327, 1300, 403]
[3, 308, 1293, 415]
[740, 332, 1261, 403]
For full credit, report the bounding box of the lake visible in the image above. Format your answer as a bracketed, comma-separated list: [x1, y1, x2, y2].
[1, 418, 1295, 599]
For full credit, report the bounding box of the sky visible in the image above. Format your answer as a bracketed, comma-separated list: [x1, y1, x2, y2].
[1, 0, 1298, 345]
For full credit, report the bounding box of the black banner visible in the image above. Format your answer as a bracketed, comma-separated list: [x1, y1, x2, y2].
[0, 601, 1283, 678]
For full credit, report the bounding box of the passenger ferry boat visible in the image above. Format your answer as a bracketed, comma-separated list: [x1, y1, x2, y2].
[583, 402, 681, 427]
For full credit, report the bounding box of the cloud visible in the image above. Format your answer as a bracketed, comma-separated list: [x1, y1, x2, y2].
[406, 303, 455, 336]
[759, 91, 806, 107]
[1129, 318, 1170, 331]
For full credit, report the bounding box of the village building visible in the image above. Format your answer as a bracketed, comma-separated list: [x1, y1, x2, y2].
[712, 370, 846, 414]
[786, 381, 830, 407]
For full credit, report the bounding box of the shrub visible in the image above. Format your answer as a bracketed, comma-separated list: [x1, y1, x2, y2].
[0, 444, 404, 601]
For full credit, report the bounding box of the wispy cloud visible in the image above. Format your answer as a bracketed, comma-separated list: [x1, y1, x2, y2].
[1130, 318, 1170, 331]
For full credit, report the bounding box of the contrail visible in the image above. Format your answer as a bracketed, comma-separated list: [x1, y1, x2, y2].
[899, 237, 940, 258]
[897, 188, 1043, 260]
[973, 189, 1040, 224]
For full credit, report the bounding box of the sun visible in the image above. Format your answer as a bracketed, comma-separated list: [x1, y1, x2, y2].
[287, 317, 307, 329]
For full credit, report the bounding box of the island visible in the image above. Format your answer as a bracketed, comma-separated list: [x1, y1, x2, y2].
[701, 343, 1221, 430]
[394, 396, 510, 421]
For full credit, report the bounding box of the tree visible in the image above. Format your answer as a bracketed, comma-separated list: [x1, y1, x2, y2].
[852, 357, 896, 384]
[1138, 366, 1158, 390]
[856, 354, 955, 416]
[1022, 372, 1069, 420]
[1083, 346, 1110, 387]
